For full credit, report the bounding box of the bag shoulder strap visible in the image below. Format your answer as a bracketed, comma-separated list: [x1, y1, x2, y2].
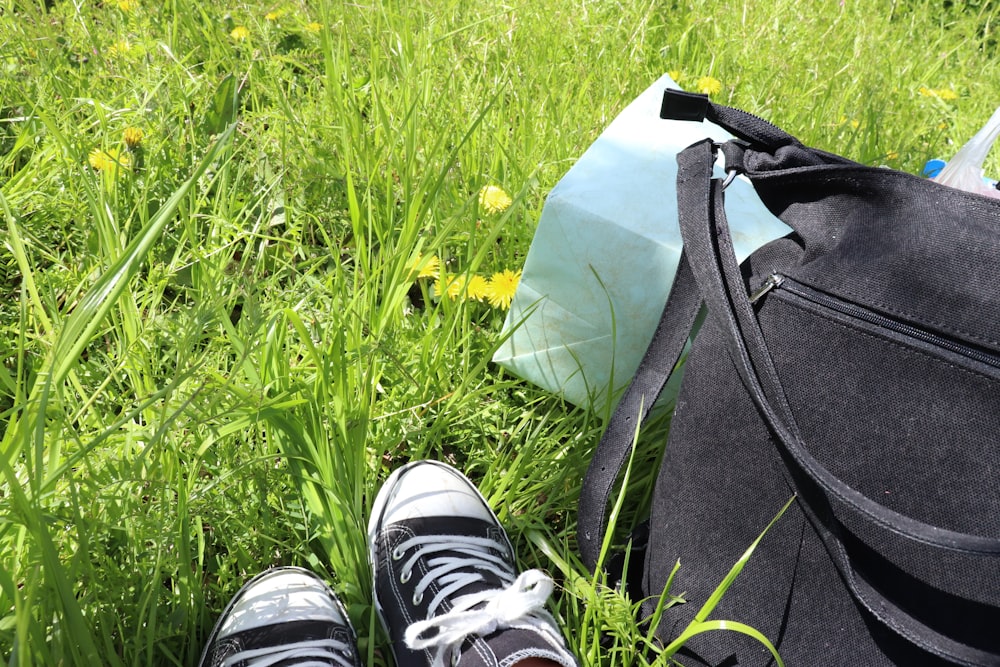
[576, 252, 701, 572]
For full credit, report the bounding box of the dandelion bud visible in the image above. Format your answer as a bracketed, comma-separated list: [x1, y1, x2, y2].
[123, 127, 144, 148]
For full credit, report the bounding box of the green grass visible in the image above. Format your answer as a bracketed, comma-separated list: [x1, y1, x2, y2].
[2, 0, 1000, 664]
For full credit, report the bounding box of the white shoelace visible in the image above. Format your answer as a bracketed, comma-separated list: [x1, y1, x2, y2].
[397, 534, 560, 667]
[221, 637, 354, 667]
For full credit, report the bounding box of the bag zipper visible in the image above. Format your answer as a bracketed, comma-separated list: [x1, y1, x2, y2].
[752, 274, 1000, 369]
[749, 274, 785, 304]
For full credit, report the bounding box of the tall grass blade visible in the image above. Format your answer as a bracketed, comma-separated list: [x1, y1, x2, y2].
[660, 495, 797, 663]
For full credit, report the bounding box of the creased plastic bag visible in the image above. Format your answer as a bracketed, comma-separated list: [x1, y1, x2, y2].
[492, 73, 791, 409]
[934, 105, 1000, 198]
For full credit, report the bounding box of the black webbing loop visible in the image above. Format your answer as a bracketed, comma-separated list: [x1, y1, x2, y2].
[660, 89, 798, 150]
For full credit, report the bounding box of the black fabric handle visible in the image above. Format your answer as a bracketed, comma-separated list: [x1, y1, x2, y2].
[675, 138, 1000, 666]
[577, 252, 702, 572]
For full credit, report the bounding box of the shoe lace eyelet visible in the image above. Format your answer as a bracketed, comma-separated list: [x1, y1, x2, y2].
[392, 547, 405, 561]
[400, 570, 411, 584]
[412, 591, 423, 605]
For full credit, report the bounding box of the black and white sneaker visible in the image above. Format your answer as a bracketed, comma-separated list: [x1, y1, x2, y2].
[197, 566, 362, 667]
[368, 460, 578, 667]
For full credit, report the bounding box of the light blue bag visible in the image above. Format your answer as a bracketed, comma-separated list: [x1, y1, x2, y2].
[493, 73, 791, 408]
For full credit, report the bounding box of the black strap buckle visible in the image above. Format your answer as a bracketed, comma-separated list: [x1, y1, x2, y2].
[660, 89, 710, 122]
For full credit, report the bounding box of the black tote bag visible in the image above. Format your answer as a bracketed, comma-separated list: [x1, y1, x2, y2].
[578, 91, 1000, 666]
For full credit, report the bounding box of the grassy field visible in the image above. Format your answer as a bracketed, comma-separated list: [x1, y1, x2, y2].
[2, 0, 1000, 664]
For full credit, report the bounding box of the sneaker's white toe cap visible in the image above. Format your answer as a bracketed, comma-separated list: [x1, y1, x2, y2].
[373, 461, 495, 528]
[219, 568, 343, 637]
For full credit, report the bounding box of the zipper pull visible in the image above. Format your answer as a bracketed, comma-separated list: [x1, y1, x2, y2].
[749, 274, 784, 304]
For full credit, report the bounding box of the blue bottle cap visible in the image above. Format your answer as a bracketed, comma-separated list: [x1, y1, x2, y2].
[922, 158, 946, 178]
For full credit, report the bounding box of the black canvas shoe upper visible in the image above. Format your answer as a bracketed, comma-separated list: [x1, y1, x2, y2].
[368, 461, 577, 667]
[198, 567, 362, 667]
[201, 619, 357, 667]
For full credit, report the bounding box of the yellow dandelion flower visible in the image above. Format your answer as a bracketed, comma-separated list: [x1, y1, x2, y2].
[123, 127, 144, 148]
[447, 275, 469, 300]
[434, 274, 463, 300]
[304, 21, 322, 33]
[407, 253, 440, 279]
[885, 150, 899, 160]
[88, 147, 130, 172]
[486, 269, 521, 310]
[107, 39, 132, 58]
[478, 185, 512, 214]
[466, 274, 490, 301]
[433, 274, 448, 299]
[230, 26, 250, 41]
[117, 0, 138, 11]
[695, 76, 722, 96]
[839, 116, 860, 130]
[88, 148, 110, 171]
[264, 10, 285, 20]
[919, 86, 958, 101]
[668, 69, 683, 83]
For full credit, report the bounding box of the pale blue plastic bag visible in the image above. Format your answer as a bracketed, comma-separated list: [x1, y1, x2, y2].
[493, 73, 792, 409]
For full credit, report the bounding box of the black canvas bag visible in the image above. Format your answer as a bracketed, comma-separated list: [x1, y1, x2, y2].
[577, 90, 1000, 666]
